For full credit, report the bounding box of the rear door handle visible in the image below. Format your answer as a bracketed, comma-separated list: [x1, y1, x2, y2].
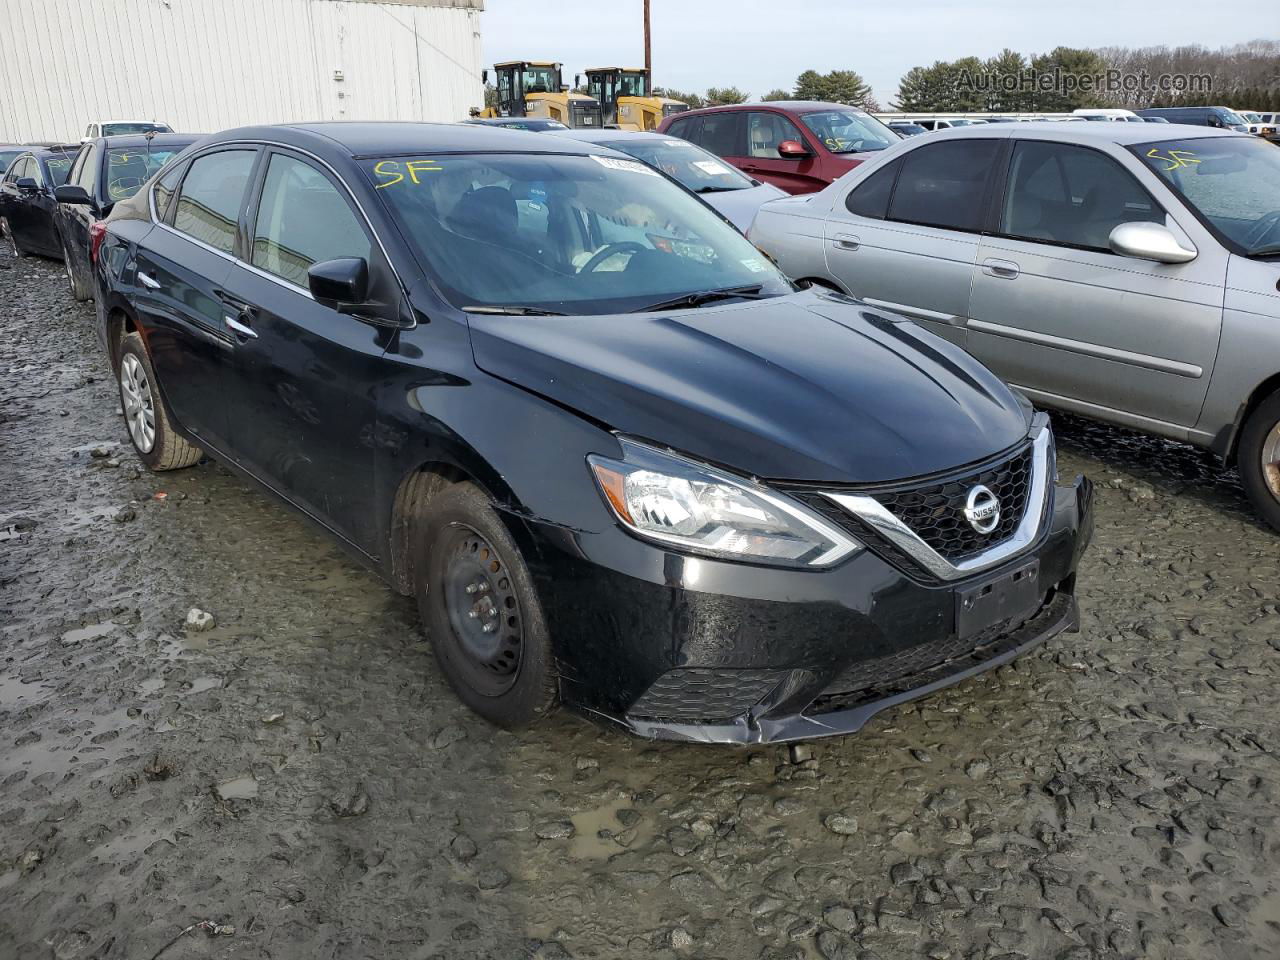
[137, 271, 161, 290]
[982, 258, 1020, 279]
[831, 234, 860, 251]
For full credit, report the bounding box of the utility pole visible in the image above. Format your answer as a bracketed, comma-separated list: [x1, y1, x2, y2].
[644, 0, 651, 83]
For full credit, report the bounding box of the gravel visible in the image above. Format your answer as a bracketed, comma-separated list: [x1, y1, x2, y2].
[2, 246, 1280, 958]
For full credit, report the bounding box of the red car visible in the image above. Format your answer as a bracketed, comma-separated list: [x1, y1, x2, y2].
[657, 101, 899, 195]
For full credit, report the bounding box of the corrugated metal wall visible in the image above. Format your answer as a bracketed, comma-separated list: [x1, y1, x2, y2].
[1, 0, 484, 142]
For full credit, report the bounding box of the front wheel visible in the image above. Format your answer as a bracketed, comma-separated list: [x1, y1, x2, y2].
[2, 218, 29, 258]
[116, 332, 203, 471]
[1237, 388, 1280, 533]
[62, 243, 92, 301]
[414, 482, 558, 728]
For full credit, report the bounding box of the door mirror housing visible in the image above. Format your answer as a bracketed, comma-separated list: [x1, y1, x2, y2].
[777, 139, 811, 159]
[1108, 222, 1197, 264]
[15, 177, 38, 193]
[55, 184, 94, 206]
[308, 257, 370, 309]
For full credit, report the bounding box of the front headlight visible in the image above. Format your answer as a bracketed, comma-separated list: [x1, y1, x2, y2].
[588, 439, 861, 568]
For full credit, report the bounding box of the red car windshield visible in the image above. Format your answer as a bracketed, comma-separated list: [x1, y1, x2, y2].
[800, 110, 898, 154]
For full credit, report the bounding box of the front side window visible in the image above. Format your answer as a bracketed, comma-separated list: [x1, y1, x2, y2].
[800, 110, 898, 154]
[152, 162, 186, 221]
[747, 112, 805, 158]
[845, 159, 901, 219]
[697, 113, 743, 157]
[1002, 140, 1161, 250]
[888, 139, 998, 232]
[365, 152, 791, 315]
[172, 149, 257, 253]
[253, 153, 372, 287]
[106, 146, 185, 202]
[0, 150, 23, 175]
[602, 137, 754, 193]
[1133, 136, 1280, 256]
[664, 116, 696, 141]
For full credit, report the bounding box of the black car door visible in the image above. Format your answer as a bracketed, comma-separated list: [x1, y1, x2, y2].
[130, 147, 261, 455]
[29, 157, 66, 255]
[1, 158, 37, 248]
[216, 148, 394, 553]
[59, 143, 99, 277]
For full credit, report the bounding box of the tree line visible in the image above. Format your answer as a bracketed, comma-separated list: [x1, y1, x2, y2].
[892, 40, 1280, 113]
[657, 69, 880, 110]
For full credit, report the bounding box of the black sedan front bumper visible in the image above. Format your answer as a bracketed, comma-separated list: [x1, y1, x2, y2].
[516, 472, 1093, 745]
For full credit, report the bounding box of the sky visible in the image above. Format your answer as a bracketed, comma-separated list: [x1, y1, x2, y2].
[480, 0, 1274, 106]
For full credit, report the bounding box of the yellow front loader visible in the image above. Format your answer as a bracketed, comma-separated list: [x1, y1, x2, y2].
[583, 67, 688, 130]
[477, 61, 603, 128]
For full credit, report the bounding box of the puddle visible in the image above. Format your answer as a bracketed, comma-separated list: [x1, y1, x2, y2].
[59, 621, 115, 646]
[138, 678, 165, 695]
[215, 775, 258, 800]
[185, 677, 223, 695]
[568, 796, 654, 859]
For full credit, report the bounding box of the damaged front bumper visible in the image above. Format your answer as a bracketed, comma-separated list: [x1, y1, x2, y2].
[518, 473, 1093, 745]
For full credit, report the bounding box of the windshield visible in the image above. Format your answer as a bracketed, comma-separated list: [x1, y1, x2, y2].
[618, 71, 649, 97]
[102, 122, 169, 135]
[799, 109, 897, 153]
[599, 138, 754, 192]
[366, 152, 791, 314]
[520, 66, 559, 95]
[106, 147, 184, 201]
[0, 149, 22, 173]
[1133, 136, 1280, 256]
[46, 154, 74, 186]
[1218, 109, 1245, 126]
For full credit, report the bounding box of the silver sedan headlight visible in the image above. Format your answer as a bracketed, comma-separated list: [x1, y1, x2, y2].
[588, 439, 862, 568]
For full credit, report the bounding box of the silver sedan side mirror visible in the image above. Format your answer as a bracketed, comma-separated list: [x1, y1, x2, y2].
[1109, 221, 1197, 264]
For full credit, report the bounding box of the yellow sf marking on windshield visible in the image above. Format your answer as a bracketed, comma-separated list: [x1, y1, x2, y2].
[1146, 147, 1200, 171]
[373, 160, 404, 189]
[406, 160, 442, 182]
[373, 159, 442, 188]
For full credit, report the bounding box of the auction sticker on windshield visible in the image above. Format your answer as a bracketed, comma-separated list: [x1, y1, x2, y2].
[590, 155, 659, 176]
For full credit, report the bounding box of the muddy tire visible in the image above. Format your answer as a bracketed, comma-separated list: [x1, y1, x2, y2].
[116, 332, 203, 472]
[62, 241, 92, 301]
[3, 218, 29, 258]
[1238, 388, 1280, 533]
[413, 482, 557, 728]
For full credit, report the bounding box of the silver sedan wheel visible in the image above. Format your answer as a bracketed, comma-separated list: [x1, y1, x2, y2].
[1263, 420, 1280, 500]
[119, 353, 156, 453]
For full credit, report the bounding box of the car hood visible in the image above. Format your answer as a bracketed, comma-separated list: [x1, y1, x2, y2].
[467, 292, 1031, 484]
[703, 182, 789, 231]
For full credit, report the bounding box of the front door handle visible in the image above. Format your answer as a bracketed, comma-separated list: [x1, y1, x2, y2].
[831, 234, 860, 251]
[225, 313, 258, 340]
[137, 271, 161, 290]
[982, 258, 1020, 279]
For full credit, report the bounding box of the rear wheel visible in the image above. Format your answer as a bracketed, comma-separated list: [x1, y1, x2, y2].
[62, 242, 92, 301]
[116, 332, 203, 471]
[1237, 388, 1280, 533]
[413, 482, 557, 728]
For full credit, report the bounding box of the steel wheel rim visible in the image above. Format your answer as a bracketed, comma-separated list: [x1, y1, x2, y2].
[441, 525, 523, 696]
[119, 353, 156, 453]
[1263, 420, 1280, 500]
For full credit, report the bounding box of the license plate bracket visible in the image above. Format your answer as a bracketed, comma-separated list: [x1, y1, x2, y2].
[956, 560, 1041, 641]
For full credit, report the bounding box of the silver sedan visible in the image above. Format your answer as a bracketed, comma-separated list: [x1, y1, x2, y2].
[748, 122, 1280, 531]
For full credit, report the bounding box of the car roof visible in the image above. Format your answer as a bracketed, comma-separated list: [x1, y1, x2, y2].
[97, 133, 202, 148]
[205, 121, 613, 158]
[674, 101, 872, 118]
[921, 120, 1244, 146]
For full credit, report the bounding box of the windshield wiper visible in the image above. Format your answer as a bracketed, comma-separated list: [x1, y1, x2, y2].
[693, 185, 743, 194]
[462, 305, 568, 316]
[1245, 243, 1280, 258]
[635, 284, 768, 313]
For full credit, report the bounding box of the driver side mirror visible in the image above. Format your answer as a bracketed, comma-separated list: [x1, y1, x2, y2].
[16, 177, 38, 193]
[1108, 222, 1197, 264]
[777, 139, 811, 159]
[55, 184, 93, 206]
[308, 257, 369, 309]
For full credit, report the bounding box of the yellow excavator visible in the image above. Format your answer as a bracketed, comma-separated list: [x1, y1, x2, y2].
[475, 61, 603, 128]
[583, 67, 688, 130]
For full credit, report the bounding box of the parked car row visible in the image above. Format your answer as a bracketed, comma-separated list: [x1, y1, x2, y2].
[72, 120, 1093, 744]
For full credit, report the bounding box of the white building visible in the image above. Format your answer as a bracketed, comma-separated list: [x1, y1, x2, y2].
[1, 0, 485, 143]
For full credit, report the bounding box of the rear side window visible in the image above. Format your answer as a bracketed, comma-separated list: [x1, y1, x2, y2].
[845, 159, 900, 219]
[697, 113, 744, 157]
[251, 153, 371, 287]
[1001, 141, 1161, 250]
[172, 149, 257, 253]
[887, 139, 998, 232]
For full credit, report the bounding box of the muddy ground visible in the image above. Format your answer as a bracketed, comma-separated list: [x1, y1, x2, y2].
[2, 243, 1279, 960]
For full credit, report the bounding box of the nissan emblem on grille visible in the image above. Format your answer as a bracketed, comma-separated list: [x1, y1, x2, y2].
[964, 485, 1001, 534]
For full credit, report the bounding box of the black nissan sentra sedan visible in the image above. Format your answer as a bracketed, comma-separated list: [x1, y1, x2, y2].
[93, 123, 1093, 744]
